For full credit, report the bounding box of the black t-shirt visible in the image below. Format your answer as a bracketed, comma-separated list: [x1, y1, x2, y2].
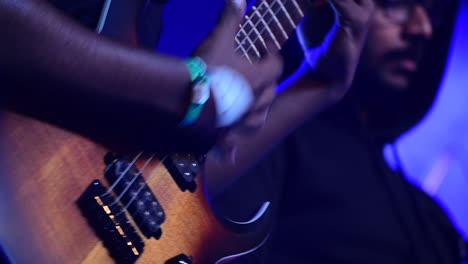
[214, 117, 465, 264]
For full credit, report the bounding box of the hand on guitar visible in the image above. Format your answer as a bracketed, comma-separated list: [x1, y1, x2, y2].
[191, 0, 283, 161]
[192, 0, 283, 131]
[297, 0, 375, 100]
[207, 0, 376, 164]
[205, 0, 376, 189]
[0, 0, 281, 155]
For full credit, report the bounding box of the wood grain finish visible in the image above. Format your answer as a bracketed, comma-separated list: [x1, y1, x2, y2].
[0, 111, 271, 264]
[0, 0, 313, 262]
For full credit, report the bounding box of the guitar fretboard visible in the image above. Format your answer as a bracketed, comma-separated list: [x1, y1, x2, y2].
[235, 0, 310, 62]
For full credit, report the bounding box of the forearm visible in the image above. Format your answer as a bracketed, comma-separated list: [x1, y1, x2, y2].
[1, 0, 191, 118]
[205, 23, 368, 195]
[0, 0, 223, 153]
[205, 67, 333, 196]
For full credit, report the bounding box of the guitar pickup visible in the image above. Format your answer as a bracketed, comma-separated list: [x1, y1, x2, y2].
[163, 153, 202, 193]
[104, 156, 165, 239]
[77, 180, 144, 264]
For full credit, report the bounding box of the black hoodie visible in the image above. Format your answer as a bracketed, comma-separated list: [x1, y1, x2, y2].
[213, 1, 467, 263]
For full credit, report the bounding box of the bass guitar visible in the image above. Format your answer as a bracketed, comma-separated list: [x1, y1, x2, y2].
[0, 0, 309, 263]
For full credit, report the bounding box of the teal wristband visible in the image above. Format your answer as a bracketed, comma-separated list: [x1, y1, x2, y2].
[184, 56, 207, 81]
[179, 75, 211, 127]
[178, 102, 205, 127]
[179, 57, 208, 127]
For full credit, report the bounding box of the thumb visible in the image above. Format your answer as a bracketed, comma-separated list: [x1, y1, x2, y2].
[213, 0, 246, 38]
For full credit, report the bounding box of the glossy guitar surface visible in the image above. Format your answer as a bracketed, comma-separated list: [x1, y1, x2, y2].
[0, 0, 310, 262]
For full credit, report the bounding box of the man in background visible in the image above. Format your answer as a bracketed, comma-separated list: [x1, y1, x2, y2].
[0, 0, 376, 262]
[212, 0, 468, 263]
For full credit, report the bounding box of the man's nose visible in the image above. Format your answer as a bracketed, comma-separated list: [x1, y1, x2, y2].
[404, 5, 433, 40]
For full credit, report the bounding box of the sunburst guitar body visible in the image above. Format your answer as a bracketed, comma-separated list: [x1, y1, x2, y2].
[0, 0, 309, 262]
[0, 110, 271, 264]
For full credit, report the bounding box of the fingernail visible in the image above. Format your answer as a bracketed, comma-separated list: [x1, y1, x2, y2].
[231, 0, 243, 9]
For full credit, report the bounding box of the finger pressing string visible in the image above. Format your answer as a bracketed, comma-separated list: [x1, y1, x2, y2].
[231, 0, 247, 15]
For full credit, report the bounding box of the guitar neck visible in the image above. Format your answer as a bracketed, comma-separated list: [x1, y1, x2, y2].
[235, 0, 310, 62]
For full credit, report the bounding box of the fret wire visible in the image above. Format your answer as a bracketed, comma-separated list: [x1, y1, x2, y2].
[237, 0, 306, 60]
[251, 5, 281, 49]
[263, 0, 288, 39]
[239, 27, 261, 58]
[238, 0, 283, 42]
[238, 0, 288, 51]
[275, 0, 296, 28]
[290, 0, 305, 17]
[235, 36, 253, 63]
[235, 0, 269, 41]
[239, 4, 284, 59]
[283, 0, 306, 23]
[237, 0, 286, 57]
[244, 13, 268, 51]
[235, 0, 272, 56]
[239, 0, 291, 56]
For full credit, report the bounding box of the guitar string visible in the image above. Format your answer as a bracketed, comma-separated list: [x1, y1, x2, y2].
[235, 0, 270, 44]
[96, 151, 152, 228]
[239, 0, 304, 58]
[103, 0, 294, 200]
[101, 0, 287, 201]
[96, 5, 285, 216]
[97, 1, 281, 201]
[234, 0, 287, 62]
[107, 153, 156, 206]
[110, 155, 168, 221]
[99, 0, 306, 221]
[235, 0, 296, 44]
[100, 151, 144, 197]
[121, 155, 168, 212]
[235, 0, 281, 58]
[236, 0, 305, 58]
[106, 162, 180, 240]
[99, 152, 166, 231]
[98, 0, 299, 191]
[101, 0, 302, 202]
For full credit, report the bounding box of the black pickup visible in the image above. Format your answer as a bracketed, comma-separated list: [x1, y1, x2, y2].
[77, 180, 144, 264]
[163, 153, 203, 193]
[104, 155, 165, 239]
